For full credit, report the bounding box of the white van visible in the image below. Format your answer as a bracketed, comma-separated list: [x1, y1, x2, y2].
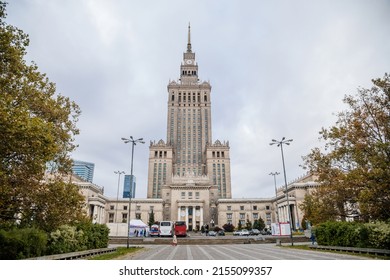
[159, 221, 174, 237]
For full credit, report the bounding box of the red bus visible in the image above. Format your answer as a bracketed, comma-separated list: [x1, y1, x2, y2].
[174, 221, 187, 237]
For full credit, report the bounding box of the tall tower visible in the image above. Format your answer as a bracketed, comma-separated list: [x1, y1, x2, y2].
[147, 25, 231, 226]
[167, 24, 212, 177]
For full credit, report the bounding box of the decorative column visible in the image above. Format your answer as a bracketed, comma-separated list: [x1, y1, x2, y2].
[92, 205, 98, 223]
[200, 207, 204, 226]
[185, 206, 189, 227]
[177, 207, 181, 221]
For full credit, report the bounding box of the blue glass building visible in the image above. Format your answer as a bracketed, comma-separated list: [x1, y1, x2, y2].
[72, 160, 95, 182]
[123, 174, 136, 198]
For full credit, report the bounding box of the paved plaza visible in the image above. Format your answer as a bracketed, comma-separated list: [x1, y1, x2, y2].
[118, 243, 371, 260]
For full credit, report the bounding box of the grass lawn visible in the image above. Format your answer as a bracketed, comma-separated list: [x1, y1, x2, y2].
[88, 247, 144, 260]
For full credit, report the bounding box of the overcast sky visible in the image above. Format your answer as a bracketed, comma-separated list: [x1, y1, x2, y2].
[7, 0, 390, 199]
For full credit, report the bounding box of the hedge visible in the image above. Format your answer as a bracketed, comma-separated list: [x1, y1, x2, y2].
[0, 227, 47, 260]
[0, 222, 110, 259]
[46, 222, 110, 255]
[314, 221, 390, 250]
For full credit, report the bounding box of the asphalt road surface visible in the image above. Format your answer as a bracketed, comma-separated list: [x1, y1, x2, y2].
[120, 243, 370, 260]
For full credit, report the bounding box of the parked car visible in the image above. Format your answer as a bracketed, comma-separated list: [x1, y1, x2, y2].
[208, 230, 217, 236]
[239, 229, 249, 236]
[261, 229, 272, 235]
[217, 230, 225, 236]
[233, 230, 241, 236]
[249, 229, 260, 235]
[150, 224, 160, 237]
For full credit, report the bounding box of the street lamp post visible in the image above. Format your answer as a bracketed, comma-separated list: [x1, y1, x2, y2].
[269, 172, 280, 223]
[114, 170, 125, 236]
[270, 137, 294, 246]
[122, 136, 145, 248]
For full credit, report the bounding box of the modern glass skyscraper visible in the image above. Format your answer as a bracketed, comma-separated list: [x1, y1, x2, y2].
[72, 160, 94, 182]
[123, 174, 136, 198]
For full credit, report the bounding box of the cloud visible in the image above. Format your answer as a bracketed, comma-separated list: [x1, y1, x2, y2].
[7, 0, 390, 199]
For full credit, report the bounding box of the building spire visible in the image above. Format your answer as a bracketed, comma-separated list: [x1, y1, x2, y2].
[187, 22, 192, 52]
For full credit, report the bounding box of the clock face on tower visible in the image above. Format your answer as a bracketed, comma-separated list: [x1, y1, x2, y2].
[186, 59, 192, 64]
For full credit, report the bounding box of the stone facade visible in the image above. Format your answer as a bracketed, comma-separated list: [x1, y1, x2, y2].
[217, 173, 319, 230]
[74, 172, 319, 236]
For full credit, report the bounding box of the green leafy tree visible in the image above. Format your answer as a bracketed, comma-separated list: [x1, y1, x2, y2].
[252, 218, 266, 231]
[0, 2, 84, 231]
[302, 74, 390, 223]
[148, 210, 155, 227]
[257, 217, 266, 231]
[245, 219, 252, 230]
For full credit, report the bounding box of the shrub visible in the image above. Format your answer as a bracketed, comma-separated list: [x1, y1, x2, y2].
[213, 226, 222, 232]
[315, 221, 390, 249]
[222, 223, 235, 232]
[76, 221, 109, 250]
[47, 222, 110, 254]
[0, 227, 47, 259]
[366, 221, 390, 250]
[47, 225, 83, 254]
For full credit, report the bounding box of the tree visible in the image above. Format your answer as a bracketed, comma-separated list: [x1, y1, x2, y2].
[301, 74, 390, 223]
[245, 219, 252, 230]
[148, 210, 155, 227]
[0, 2, 84, 231]
[257, 217, 266, 231]
[252, 218, 266, 231]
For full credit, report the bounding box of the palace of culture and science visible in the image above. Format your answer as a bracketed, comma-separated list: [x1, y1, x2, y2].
[74, 25, 319, 235]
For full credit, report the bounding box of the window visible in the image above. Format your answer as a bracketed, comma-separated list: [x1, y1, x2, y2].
[110, 205, 114, 210]
[136, 213, 141, 219]
[240, 206, 244, 211]
[253, 205, 257, 211]
[188, 192, 193, 198]
[108, 213, 114, 223]
[239, 213, 245, 219]
[227, 206, 232, 211]
[266, 213, 271, 225]
[181, 192, 185, 198]
[136, 206, 141, 211]
[227, 213, 232, 219]
[253, 213, 259, 219]
[124, 205, 128, 210]
[122, 213, 127, 223]
[195, 192, 200, 199]
[266, 205, 270, 210]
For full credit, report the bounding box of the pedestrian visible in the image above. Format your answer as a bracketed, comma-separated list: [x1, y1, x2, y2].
[172, 234, 177, 246]
[310, 231, 316, 245]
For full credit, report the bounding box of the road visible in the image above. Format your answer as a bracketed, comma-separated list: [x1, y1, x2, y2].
[119, 243, 370, 260]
